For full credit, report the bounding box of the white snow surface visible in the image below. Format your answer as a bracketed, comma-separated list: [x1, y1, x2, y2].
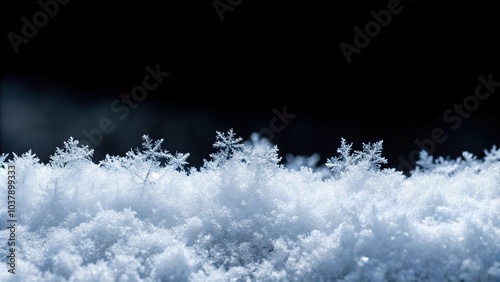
[0, 132, 499, 281]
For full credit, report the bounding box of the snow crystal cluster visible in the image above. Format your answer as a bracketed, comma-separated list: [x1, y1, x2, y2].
[0, 130, 499, 281]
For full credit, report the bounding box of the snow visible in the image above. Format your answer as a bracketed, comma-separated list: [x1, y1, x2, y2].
[1, 131, 499, 281]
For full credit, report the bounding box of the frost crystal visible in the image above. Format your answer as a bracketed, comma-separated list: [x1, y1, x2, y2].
[357, 140, 387, 170]
[167, 152, 190, 171]
[123, 135, 189, 184]
[209, 128, 244, 166]
[413, 144, 500, 175]
[0, 153, 9, 167]
[125, 134, 171, 167]
[326, 138, 386, 177]
[49, 137, 94, 167]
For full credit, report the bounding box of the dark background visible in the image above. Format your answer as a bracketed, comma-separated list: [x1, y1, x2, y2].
[2, 0, 499, 174]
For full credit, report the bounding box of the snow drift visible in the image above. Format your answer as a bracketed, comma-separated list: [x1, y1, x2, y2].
[1, 130, 499, 281]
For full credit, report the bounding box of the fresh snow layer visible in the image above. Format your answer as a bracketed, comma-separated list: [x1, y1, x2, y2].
[0, 133, 499, 281]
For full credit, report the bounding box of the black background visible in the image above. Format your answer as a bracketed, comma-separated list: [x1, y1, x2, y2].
[2, 0, 499, 174]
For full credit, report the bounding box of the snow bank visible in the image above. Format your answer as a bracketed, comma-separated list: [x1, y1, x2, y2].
[0, 131, 499, 281]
